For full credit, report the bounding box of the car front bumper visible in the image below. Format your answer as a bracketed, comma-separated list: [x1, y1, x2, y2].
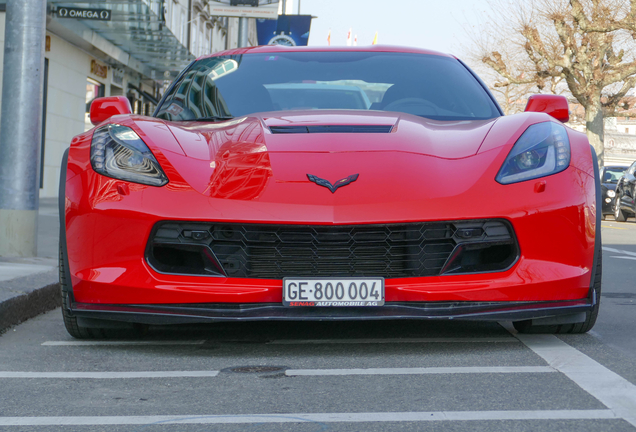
[70, 296, 595, 325]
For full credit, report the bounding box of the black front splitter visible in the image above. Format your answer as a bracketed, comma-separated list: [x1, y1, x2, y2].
[70, 298, 594, 326]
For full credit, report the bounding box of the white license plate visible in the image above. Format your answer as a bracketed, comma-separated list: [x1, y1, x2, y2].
[283, 278, 385, 307]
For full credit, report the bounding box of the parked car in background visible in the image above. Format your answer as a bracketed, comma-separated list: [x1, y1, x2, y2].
[600, 165, 628, 219]
[614, 161, 636, 222]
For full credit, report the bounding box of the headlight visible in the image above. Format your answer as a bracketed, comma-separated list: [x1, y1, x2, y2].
[90, 124, 168, 187]
[496, 122, 570, 185]
[607, 190, 616, 198]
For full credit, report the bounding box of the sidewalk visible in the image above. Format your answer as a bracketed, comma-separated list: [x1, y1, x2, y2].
[0, 198, 60, 332]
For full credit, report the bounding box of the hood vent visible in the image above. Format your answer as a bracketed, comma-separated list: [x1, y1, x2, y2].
[269, 125, 394, 134]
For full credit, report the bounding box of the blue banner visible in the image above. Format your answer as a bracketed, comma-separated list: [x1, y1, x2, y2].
[257, 15, 312, 46]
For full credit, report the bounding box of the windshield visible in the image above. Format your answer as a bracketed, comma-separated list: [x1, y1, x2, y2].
[155, 51, 501, 122]
[603, 167, 626, 183]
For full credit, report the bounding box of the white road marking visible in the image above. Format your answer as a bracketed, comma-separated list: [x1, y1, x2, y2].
[286, 366, 555, 376]
[513, 332, 636, 427]
[269, 337, 518, 345]
[603, 246, 636, 257]
[0, 371, 219, 379]
[41, 340, 206, 346]
[0, 410, 616, 426]
[610, 256, 636, 261]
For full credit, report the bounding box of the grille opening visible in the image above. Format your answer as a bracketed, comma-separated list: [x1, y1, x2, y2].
[147, 220, 518, 279]
[443, 243, 516, 274]
[149, 244, 224, 276]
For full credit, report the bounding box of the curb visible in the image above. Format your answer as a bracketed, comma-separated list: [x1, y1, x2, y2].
[0, 269, 60, 333]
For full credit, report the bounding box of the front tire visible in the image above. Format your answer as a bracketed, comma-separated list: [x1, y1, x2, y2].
[60, 242, 148, 338]
[513, 248, 601, 334]
[59, 243, 106, 338]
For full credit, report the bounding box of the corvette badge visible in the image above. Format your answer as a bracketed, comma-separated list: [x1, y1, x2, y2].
[307, 173, 359, 193]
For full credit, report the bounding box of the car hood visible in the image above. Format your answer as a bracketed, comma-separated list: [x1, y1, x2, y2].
[163, 111, 497, 161]
[128, 111, 552, 221]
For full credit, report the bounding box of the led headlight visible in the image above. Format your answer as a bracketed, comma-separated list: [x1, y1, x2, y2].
[496, 122, 570, 185]
[607, 190, 616, 198]
[90, 124, 168, 187]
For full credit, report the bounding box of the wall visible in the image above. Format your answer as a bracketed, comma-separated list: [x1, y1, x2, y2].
[40, 33, 91, 197]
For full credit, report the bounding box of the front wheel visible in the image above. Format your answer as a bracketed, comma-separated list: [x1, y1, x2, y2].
[513, 249, 601, 334]
[59, 243, 104, 338]
[59, 241, 147, 338]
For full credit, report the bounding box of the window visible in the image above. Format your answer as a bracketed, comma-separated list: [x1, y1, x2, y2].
[156, 52, 501, 122]
[192, 21, 198, 55]
[180, 9, 186, 43]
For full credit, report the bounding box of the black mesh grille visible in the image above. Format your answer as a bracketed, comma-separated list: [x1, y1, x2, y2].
[147, 220, 517, 279]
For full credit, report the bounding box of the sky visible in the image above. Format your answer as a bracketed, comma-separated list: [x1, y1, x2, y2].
[289, 0, 492, 57]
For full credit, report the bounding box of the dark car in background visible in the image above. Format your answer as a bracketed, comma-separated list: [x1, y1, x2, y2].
[614, 161, 636, 222]
[601, 165, 628, 219]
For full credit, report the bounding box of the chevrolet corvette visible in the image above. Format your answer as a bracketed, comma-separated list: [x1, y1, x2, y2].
[59, 46, 601, 338]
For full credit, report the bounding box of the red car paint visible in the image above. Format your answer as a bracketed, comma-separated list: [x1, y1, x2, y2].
[64, 105, 596, 306]
[525, 95, 570, 123]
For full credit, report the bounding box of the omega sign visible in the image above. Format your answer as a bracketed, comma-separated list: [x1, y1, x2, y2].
[57, 7, 111, 21]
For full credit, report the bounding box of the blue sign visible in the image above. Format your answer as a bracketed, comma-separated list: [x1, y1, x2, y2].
[257, 15, 312, 46]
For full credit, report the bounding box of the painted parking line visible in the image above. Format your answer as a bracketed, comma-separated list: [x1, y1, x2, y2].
[286, 366, 555, 376]
[41, 340, 206, 346]
[610, 256, 636, 261]
[269, 337, 518, 345]
[0, 371, 219, 379]
[603, 246, 636, 257]
[0, 410, 616, 426]
[512, 331, 636, 427]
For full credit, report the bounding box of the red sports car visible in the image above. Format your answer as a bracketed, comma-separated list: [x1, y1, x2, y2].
[59, 46, 601, 338]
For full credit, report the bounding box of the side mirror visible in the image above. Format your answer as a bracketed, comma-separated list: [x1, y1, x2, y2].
[90, 96, 132, 125]
[524, 94, 569, 123]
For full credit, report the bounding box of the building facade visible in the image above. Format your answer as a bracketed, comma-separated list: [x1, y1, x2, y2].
[0, 0, 257, 197]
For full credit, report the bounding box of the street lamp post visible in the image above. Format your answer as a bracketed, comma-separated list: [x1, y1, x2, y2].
[238, 17, 249, 47]
[0, 0, 47, 257]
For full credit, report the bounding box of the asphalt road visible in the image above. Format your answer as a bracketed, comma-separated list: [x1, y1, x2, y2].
[1, 221, 636, 431]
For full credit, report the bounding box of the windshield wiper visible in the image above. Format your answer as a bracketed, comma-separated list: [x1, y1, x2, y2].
[191, 116, 234, 122]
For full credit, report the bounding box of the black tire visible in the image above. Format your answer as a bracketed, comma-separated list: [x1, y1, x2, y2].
[60, 241, 148, 339]
[615, 199, 627, 222]
[513, 248, 601, 334]
[59, 243, 107, 339]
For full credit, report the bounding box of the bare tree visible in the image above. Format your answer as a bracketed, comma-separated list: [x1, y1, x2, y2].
[477, 0, 636, 166]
